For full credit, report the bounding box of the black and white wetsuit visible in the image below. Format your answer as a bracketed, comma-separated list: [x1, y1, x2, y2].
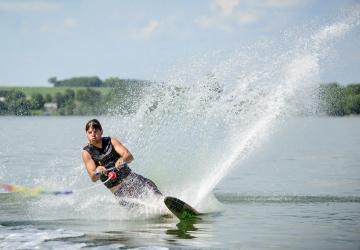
[83, 137, 162, 204]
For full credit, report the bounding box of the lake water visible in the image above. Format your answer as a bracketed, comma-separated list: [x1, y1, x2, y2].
[0, 116, 359, 250]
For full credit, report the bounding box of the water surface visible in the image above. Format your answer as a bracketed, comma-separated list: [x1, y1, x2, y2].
[0, 116, 359, 249]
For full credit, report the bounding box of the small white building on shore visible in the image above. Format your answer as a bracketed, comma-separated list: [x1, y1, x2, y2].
[44, 102, 58, 112]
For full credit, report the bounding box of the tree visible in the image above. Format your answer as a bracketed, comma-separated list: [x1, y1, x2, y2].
[48, 77, 58, 85]
[5, 90, 31, 115]
[54, 76, 103, 87]
[103, 77, 126, 88]
[0, 101, 7, 114]
[0, 90, 9, 97]
[55, 92, 65, 109]
[76, 88, 102, 104]
[54, 90, 76, 115]
[64, 89, 75, 103]
[76, 88, 104, 114]
[319, 83, 347, 116]
[45, 93, 53, 102]
[31, 93, 45, 110]
[63, 89, 76, 115]
[346, 84, 360, 95]
[345, 95, 360, 114]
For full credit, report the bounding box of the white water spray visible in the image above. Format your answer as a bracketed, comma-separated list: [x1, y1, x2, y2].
[21, 8, 359, 221]
[190, 10, 360, 206]
[33, 8, 359, 219]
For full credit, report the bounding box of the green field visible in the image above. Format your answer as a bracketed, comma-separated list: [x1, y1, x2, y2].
[0, 86, 112, 96]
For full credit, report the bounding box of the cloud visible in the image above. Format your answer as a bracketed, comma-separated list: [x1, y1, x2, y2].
[40, 17, 78, 33]
[215, 0, 241, 16]
[63, 18, 78, 29]
[195, 0, 260, 32]
[0, 1, 62, 12]
[195, 15, 233, 32]
[235, 11, 260, 25]
[263, 0, 301, 8]
[132, 20, 160, 40]
[195, 0, 302, 31]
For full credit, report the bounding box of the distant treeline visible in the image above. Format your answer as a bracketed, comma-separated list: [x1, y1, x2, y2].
[319, 83, 360, 116]
[0, 76, 359, 116]
[0, 76, 147, 115]
[48, 76, 148, 88]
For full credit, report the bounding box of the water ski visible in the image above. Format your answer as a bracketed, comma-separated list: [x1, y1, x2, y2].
[164, 196, 199, 220]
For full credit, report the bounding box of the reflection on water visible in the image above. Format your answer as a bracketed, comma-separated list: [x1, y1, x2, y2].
[166, 217, 202, 239]
[0, 207, 216, 249]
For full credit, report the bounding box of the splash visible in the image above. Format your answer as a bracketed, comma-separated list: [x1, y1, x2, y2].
[23, 8, 359, 219]
[107, 8, 360, 211]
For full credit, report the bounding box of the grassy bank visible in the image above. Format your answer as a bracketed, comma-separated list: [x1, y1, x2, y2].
[0, 86, 111, 96]
[0, 86, 114, 115]
[0, 84, 144, 116]
[1, 82, 360, 116]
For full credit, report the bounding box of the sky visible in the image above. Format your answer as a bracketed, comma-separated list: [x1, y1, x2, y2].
[0, 0, 359, 86]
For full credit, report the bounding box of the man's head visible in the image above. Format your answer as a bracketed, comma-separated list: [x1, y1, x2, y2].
[85, 119, 102, 132]
[85, 119, 103, 144]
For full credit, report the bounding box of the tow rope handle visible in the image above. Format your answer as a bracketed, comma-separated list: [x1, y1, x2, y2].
[107, 171, 117, 180]
[95, 162, 128, 178]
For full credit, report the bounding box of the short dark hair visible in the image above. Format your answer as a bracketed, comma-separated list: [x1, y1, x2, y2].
[85, 119, 103, 131]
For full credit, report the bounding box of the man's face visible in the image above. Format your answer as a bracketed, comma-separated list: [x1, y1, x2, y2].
[86, 127, 102, 144]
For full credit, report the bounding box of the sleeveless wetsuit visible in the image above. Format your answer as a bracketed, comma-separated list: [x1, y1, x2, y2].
[83, 137, 162, 205]
[83, 136, 131, 188]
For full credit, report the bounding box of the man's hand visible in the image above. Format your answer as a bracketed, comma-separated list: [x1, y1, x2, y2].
[95, 165, 108, 176]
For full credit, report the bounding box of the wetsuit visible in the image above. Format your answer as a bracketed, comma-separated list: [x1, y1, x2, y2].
[83, 137, 162, 205]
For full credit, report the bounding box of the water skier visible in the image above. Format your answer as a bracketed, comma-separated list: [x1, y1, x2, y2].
[82, 119, 162, 206]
